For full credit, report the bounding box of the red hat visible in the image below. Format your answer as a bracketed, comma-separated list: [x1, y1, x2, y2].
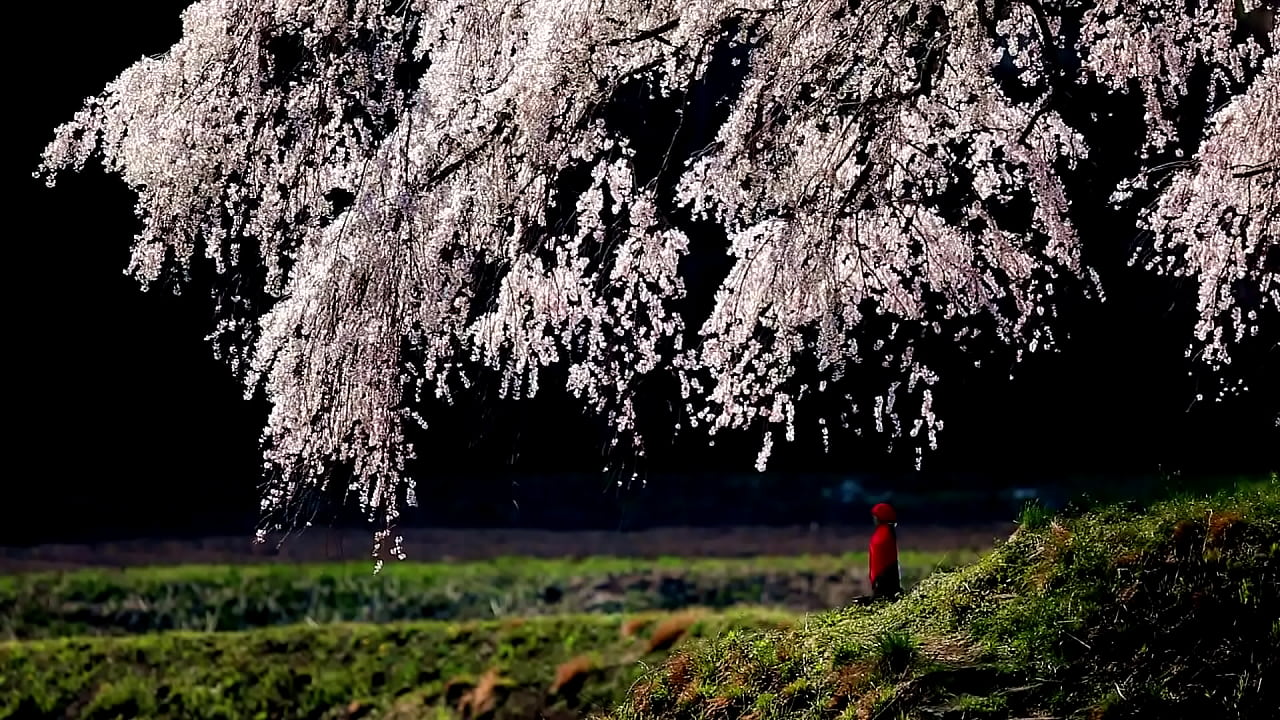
[871, 503, 897, 523]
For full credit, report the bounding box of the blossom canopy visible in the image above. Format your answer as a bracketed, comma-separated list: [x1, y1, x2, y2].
[37, 0, 1279, 555]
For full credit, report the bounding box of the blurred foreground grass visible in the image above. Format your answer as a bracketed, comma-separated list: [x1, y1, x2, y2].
[0, 608, 794, 720]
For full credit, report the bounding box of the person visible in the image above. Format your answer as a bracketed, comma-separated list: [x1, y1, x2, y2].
[869, 502, 902, 600]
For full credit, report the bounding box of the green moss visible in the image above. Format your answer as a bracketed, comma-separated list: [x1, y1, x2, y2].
[0, 551, 975, 640]
[610, 478, 1280, 720]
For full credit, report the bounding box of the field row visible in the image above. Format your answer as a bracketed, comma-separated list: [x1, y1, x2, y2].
[2, 609, 795, 720]
[0, 551, 975, 639]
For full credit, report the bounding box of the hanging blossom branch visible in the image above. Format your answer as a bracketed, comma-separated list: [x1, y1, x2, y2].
[1136, 55, 1278, 398]
[36, 0, 1277, 560]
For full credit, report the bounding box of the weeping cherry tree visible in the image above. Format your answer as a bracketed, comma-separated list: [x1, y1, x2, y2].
[37, 0, 1278, 562]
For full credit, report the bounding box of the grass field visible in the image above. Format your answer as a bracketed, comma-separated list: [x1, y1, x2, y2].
[0, 551, 973, 719]
[0, 551, 979, 640]
[7, 480, 1273, 719]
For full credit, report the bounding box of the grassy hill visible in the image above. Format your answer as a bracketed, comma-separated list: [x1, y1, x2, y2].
[609, 478, 1279, 720]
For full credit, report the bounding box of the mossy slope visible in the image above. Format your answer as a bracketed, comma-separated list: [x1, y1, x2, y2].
[611, 480, 1279, 720]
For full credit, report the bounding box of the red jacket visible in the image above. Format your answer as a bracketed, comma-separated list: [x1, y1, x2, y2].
[869, 503, 901, 597]
[869, 523, 898, 585]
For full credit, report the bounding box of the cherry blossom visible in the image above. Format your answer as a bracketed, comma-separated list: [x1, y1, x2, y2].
[37, 0, 1277, 552]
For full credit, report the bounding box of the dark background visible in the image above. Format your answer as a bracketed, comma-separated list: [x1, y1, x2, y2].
[7, 3, 1276, 546]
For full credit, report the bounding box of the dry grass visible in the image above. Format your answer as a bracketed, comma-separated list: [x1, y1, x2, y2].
[676, 679, 702, 706]
[619, 617, 651, 638]
[825, 660, 876, 711]
[1111, 550, 1143, 567]
[704, 695, 734, 717]
[645, 611, 702, 653]
[854, 690, 879, 720]
[627, 679, 657, 715]
[1170, 518, 1199, 551]
[614, 643, 704, 716]
[339, 700, 370, 719]
[550, 654, 594, 695]
[456, 668, 503, 718]
[918, 635, 979, 665]
[716, 645, 756, 688]
[1030, 520, 1073, 591]
[1206, 510, 1244, 548]
[662, 652, 696, 704]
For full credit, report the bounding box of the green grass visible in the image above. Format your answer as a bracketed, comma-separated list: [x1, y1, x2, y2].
[0, 551, 976, 640]
[0, 608, 795, 720]
[609, 477, 1280, 720]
